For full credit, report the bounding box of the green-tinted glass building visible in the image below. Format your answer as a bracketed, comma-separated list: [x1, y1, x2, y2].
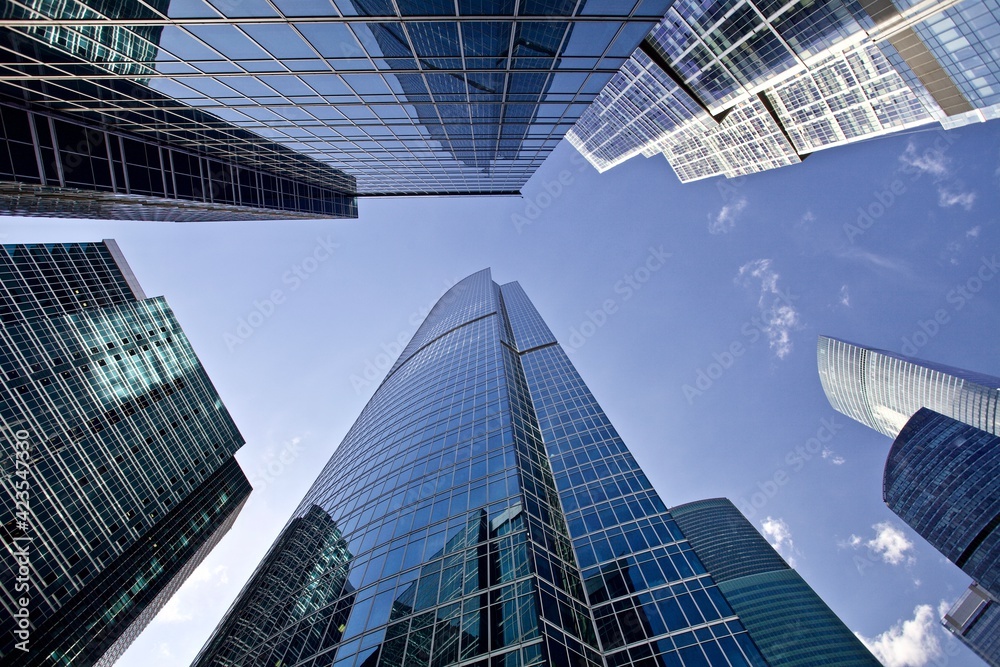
[0, 240, 252, 665]
[193, 270, 873, 667]
[670, 498, 880, 667]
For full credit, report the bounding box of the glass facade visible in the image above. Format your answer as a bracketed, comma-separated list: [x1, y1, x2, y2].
[196, 269, 872, 667]
[816, 335, 1000, 439]
[943, 583, 1000, 667]
[658, 95, 802, 182]
[0, 2, 359, 221]
[896, 0, 1000, 112]
[884, 408, 1000, 599]
[0, 0, 669, 209]
[568, 0, 999, 182]
[0, 240, 251, 665]
[670, 498, 880, 667]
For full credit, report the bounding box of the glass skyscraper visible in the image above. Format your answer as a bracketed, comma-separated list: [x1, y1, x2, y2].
[0, 0, 669, 220]
[0, 240, 252, 665]
[943, 583, 1000, 667]
[567, 0, 1000, 182]
[816, 335, 1000, 439]
[885, 408, 1000, 600]
[817, 337, 1000, 667]
[0, 1, 359, 221]
[195, 269, 871, 667]
[669, 498, 880, 667]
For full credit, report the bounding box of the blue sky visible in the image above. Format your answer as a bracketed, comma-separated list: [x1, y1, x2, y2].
[3, 119, 999, 667]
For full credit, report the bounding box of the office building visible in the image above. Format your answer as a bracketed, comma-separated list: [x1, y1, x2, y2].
[943, 584, 1000, 667]
[567, 0, 1000, 182]
[885, 408, 999, 599]
[0, 240, 251, 665]
[192, 505, 356, 665]
[195, 269, 872, 667]
[816, 335, 1000, 439]
[0, 0, 358, 222]
[670, 498, 880, 667]
[0, 1, 669, 220]
[818, 338, 1000, 667]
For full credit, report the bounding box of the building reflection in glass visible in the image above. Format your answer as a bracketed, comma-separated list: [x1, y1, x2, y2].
[192, 505, 356, 666]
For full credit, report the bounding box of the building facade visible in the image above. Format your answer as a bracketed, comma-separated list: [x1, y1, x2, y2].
[816, 335, 1000, 439]
[817, 337, 1000, 666]
[943, 583, 1000, 667]
[0, 0, 670, 220]
[0, 2, 359, 222]
[567, 0, 1000, 182]
[670, 498, 880, 667]
[0, 240, 251, 665]
[884, 408, 1000, 599]
[195, 269, 871, 667]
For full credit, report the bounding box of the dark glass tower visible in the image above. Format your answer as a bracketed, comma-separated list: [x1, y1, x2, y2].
[669, 498, 880, 667]
[817, 337, 1000, 667]
[0, 0, 668, 220]
[0, 0, 359, 222]
[0, 240, 252, 665]
[884, 408, 1000, 599]
[195, 269, 870, 667]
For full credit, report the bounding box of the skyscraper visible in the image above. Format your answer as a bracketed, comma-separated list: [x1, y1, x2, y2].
[943, 583, 1000, 667]
[195, 269, 871, 667]
[886, 409, 1000, 666]
[816, 335, 1000, 439]
[0, 1, 668, 220]
[670, 498, 880, 667]
[567, 0, 1000, 182]
[0, 1, 359, 221]
[885, 408, 1000, 598]
[817, 338, 1000, 666]
[0, 240, 252, 665]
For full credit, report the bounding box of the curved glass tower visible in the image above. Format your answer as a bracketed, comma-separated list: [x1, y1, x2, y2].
[195, 270, 771, 667]
[196, 271, 878, 667]
[816, 335, 1000, 439]
[670, 498, 880, 667]
[885, 408, 1000, 599]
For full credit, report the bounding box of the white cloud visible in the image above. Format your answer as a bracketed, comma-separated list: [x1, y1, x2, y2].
[158, 596, 194, 623]
[839, 248, 911, 275]
[966, 225, 981, 238]
[899, 142, 949, 177]
[898, 142, 977, 212]
[869, 522, 916, 566]
[188, 563, 229, 586]
[822, 447, 846, 465]
[847, 522, 916, 566]
[839, 284, 851, 307]
[709, 198, 747, 234]
[735, 259, 801, 359]
[856, 604, 944, 667]
[761, 516, 798, 567]
[154, 562, 229, 624]
[937, 187, 976, 210]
